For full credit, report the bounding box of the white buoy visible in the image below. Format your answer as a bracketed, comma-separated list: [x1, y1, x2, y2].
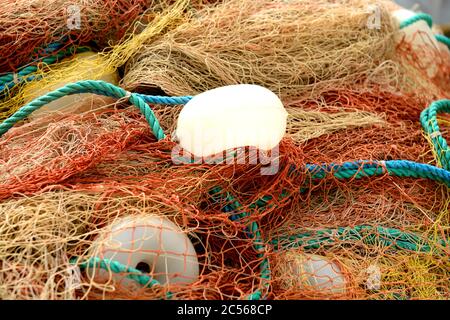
[392, 9, 441, 78]
[276, 252, 347, 294]
[175, 84, 288, 158]
[24, 51, 119, 120]
[88, 215, 199, 288]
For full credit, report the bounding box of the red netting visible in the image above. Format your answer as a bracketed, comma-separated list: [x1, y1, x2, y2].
[0, 0, 157, 73]
[0, 0, 449, 301]
[0, 85, 448, 299]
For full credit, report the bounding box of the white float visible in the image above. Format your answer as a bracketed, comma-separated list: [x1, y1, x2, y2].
[24, 51, 119, 120]
[392, 9, 442, 78]
[87, 215, 199, 288]
[175, 84, 288, 158]
[277, 252, 347, 294]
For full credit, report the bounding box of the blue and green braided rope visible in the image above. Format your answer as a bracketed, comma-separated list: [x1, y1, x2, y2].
[420, 99, 450, 170]
[0, 46, 91, 93]
[248, 159, 450, 210]
[0, 80, 193, 139]
[72, 257, 173, 299]
[399, 12, 450, 49]
[305, 160, 450, 186]
[269, 225, 449, 255]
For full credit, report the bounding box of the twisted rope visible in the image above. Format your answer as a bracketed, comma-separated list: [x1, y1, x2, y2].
[249, 159, 450, 210]
[435, 33, 450, 49]
[304, 159, 450, 186]
[269, 225, 449, 255]
[72, 257, 173, 299]
[420, 99, 450, 170]
[0, 80, 193, 140]
[399, 12, 433, 29]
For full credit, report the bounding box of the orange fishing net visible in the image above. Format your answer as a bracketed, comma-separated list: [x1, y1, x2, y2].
[0, 0, 449, 301]
[0, 84, 448, 300]
[0, 0, 178, 73]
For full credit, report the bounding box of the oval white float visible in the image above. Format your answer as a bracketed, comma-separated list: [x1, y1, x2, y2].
[175, 84, 288, 158]
[88, 215, 199, 288]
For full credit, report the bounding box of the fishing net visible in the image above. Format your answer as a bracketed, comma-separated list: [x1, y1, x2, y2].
[0, 0, 194, 121]
[394, 28, 450, 100]
[122, 0, 398, 101]
[0, 0, 449, 301]
[0, 0, 219, 73]
[289, 89, 436, 163]
[0, 0, 159, 73]
[0, 80, 449, 300]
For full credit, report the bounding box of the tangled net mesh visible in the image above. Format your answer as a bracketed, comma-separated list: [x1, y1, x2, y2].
[122, 0, 398, 101]
[394, 27, 450, 100]
[0, 0, 161, 73]
[0, 0, 449, 301]
[1, 79, 449, 300]
[0, 0, 219, 73]
[0, 0, 200, 121]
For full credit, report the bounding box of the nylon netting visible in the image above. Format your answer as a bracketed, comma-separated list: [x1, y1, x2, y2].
[0, 0, 449, 300]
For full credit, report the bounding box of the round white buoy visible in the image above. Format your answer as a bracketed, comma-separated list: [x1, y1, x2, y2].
[87, 215, 199, 288]
[175, 84, 288, 158]
[24, 51, 119, 120]
[276, 252, 347, 294]
[392, 9, 441, 78]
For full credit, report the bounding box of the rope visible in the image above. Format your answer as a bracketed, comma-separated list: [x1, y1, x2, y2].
[420, 99, 450, 170]
[31, 42, 64, 56]
[304, 160, 450, 186]
[269, 225, 449, 255]
[140, 94, 192, 105]
[0, 80, 193, 140]
[399, 12, 433, 29]
[435, 33, 450, 49]
[209, 187, 270, 301]
[248, 159, 450, 216]
[72, 257, 173, 299]
[0, 46, 91, 93]
[249, 159, 450, 209]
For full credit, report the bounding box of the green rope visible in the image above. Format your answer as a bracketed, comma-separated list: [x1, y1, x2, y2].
[420, 99, 450, 170]
[209, 187, 270, 301]
[0, 80, 166, 141]
[72, 257, 173, 299]
[399, 12, 433, 29]
[435, 34, 450, 49]
[269, 225, 449, 255]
